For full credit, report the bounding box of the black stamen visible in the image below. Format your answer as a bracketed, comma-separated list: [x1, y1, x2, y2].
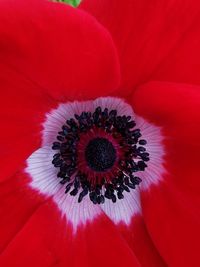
[78, 188, 88, 203]
[70, 188, 79, 196]
[52, 106, 149, 204]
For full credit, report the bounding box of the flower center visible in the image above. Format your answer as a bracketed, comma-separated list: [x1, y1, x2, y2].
[52, 105, 149, 204]
[85, 137, 116, 172]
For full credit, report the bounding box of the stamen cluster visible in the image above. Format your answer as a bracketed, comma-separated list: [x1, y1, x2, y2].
[52, 106, 149, 204]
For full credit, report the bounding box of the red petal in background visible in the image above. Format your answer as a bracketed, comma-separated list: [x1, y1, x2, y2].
[0, 0, 120, 100]
[81, 0, 200, 94]
[0, 0, 120, 181]
[0, 65, 56, 182]
[0, 192, 141, 267]
[132, 81, 200, 267]
[118, 215, 167, 267]
[0, 169, 45, 256]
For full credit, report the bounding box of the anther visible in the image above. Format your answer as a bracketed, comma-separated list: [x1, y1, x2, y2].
[52, 105, 149, 204]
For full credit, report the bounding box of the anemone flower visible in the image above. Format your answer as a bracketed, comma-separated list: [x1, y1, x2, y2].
[0, 0, 200, 266]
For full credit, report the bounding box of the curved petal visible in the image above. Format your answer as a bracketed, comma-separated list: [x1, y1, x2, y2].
[0, 0, 120, 181]
[0, 198, 140, 267]
[118, 215, 167, 267]
[132, 81, 200, 267]
[80, 0, 200, 94]
[0, 0, 120, 100]
[0, 169, 45, 254]
[0, 66, 58, 182]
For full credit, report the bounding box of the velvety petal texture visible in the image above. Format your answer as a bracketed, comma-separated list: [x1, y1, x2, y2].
[118, 215, 167, 267]
[132, 81, 200, 267]
[0, 0, 120, 182]
[0, 198, 141, 267]
[81, 0, 200, 94]
[0, 0, 120, 100]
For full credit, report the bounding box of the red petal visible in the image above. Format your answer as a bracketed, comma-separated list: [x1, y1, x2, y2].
[0, 169, 45, 255]
[81, 0, 200, 94]
[0, 195, 140, 267]
[118, 215, 167, 267]
[0, 201, 57, 266]
[0, 65, 57, 181]
[0, 0, 120, 181]
[0, 0, 120, 100]
[132, 81, 200, 266]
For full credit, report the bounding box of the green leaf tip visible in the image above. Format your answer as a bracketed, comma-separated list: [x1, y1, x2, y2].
[55, 0, 81, 7]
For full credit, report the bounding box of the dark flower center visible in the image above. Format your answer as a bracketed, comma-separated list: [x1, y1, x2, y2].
[85, 137, 117, 172]
[52, 106, 149, 204]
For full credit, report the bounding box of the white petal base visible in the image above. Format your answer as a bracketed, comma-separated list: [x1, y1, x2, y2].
[25, 97, 165, 231]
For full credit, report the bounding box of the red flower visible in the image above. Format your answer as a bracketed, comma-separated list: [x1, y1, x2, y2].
[0, 0, 200, 267]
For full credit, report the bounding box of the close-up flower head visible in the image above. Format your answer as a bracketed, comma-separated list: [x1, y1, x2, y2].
[0, 0, 200, 266]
